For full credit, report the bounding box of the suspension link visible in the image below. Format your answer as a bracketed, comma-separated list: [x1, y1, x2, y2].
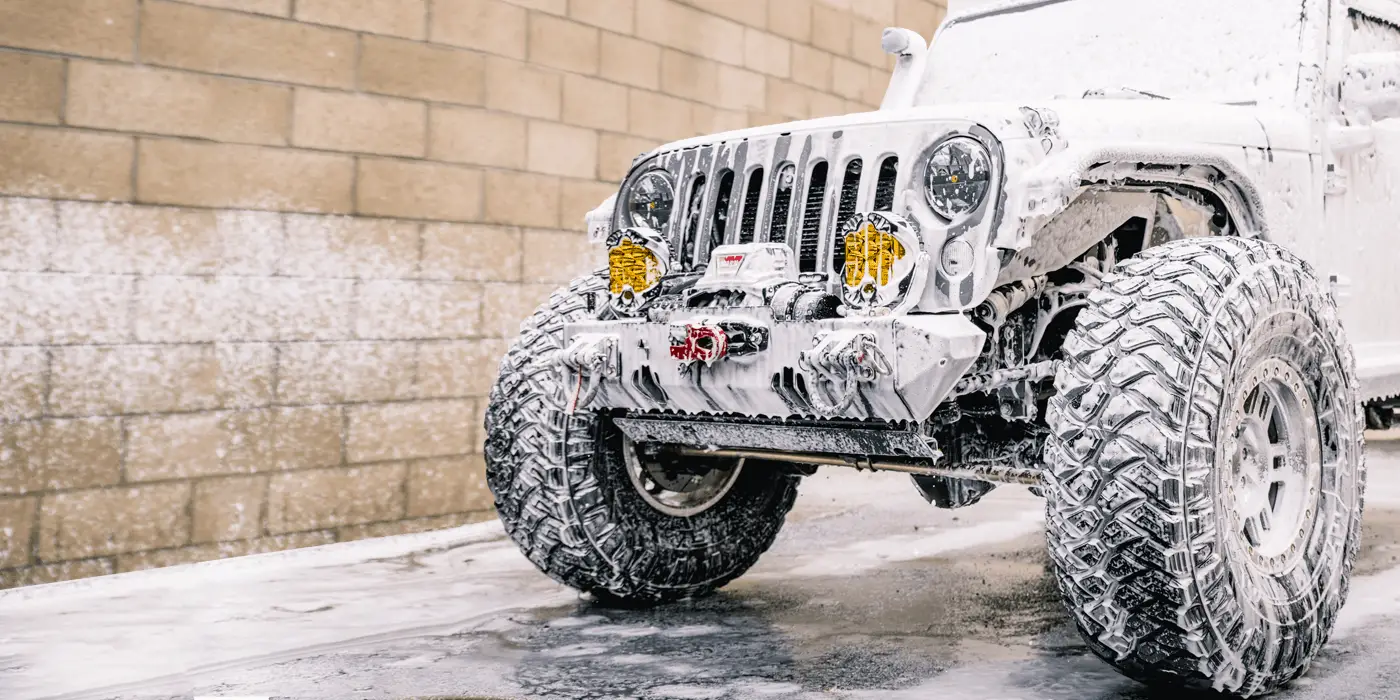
[952, 360, 1062, 397]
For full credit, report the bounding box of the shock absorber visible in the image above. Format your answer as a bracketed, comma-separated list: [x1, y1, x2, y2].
[974, 276, 1047, 328]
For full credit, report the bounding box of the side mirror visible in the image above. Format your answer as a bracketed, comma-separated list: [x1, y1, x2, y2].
[1342, 52, 1400, 122]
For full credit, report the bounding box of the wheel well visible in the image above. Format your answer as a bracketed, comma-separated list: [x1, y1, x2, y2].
[934, 166, 1261, 479]
[1032, 215, 1156, 360]
[999, 156, 1261, 289]
[1082, 161, 1260, 236]
[953, 206, 1217, 433]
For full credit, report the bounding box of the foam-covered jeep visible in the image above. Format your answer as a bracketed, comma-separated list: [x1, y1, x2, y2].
[484, 0, 1400, 694]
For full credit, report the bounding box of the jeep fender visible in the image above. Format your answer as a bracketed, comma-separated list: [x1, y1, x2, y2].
[992, 145, 1271, 286]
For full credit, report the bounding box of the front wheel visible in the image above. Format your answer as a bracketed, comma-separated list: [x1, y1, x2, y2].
[1044, 238, 1366, 697]
[484, 274, 800, 604]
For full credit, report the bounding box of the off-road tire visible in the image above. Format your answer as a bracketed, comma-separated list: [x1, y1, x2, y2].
[484, 273, 801, 604]
[1044, 238, 1366, 697]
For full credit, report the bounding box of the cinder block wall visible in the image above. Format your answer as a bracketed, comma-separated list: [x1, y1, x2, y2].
[0, 0, 948, 587]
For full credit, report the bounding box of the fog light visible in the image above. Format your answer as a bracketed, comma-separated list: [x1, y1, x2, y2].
[607, 227, 670, 315]
[941, 239, 974, 278]
[839, 212, 925, 314]
[845, 226, 906, 289]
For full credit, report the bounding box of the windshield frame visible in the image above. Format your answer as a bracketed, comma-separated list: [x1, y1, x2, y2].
[918, 0, 1326, 112]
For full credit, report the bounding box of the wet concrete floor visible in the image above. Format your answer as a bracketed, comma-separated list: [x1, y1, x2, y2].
[6, 441, 1400, 699]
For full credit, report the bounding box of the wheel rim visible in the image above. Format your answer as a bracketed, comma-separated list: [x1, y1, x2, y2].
[623, 438, 745, 517]
[1222, 357, 1322, 573]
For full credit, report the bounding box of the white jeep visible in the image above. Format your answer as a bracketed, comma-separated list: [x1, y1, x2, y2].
[484, 0, 1400, 694]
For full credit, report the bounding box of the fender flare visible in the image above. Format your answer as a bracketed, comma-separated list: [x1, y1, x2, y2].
[993, 145, 1271, 285]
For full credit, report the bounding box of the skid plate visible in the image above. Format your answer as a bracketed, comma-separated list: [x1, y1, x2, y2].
[614, 417, 941, 459]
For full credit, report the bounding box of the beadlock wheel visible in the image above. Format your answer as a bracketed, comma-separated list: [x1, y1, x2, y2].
[484, 273, 800, 605]
[1223, 359, 1321, 571]
[1044, 238, 1366, 697]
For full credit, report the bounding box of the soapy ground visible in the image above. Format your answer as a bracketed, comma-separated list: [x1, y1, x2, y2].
[6, 438, 1400, 700]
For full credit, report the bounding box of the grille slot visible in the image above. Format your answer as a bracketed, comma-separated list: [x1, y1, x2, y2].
[681, 174, 706, 265]
[711, 170, 735, 249]
[831, 159, 864, 274]
[799, 162, 829, 273]
[874, 156, 899, 212]
[769, 163, 796, 243]
[739, 168, 764, 243]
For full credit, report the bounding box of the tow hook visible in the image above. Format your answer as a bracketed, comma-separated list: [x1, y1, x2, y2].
[799, 330, 894, 414]
[559, 333, 621, 413]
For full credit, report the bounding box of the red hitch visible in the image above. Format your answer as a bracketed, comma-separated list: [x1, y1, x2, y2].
[669, 323, 729, 366]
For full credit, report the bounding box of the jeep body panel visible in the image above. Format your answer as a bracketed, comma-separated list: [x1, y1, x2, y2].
[580, 0, 1400, 418]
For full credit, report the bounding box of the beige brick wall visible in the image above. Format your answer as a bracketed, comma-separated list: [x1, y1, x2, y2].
[0, 0, 947, 587]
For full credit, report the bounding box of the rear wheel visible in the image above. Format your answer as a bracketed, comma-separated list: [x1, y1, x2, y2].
[1044, 238, 1365, 696]
[484, 274, 800, 604]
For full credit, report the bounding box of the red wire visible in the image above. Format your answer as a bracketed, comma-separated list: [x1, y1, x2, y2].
[568, 371, 584, 414]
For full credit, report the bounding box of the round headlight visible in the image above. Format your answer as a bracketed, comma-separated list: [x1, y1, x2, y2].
[626, 171, 676, 232]
[924, 137, 992, 221]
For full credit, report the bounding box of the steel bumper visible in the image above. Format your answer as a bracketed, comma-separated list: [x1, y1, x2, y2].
[562, 312, 985, 423]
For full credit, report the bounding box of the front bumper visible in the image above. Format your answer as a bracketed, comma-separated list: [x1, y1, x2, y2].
[563, 311, 985, 423]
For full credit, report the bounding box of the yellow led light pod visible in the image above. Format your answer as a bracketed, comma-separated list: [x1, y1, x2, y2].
[837, 212, 926, 314]
[609, 239, 660, 294]
[606, 227, 671, 315]
[844, 223, 906, 288]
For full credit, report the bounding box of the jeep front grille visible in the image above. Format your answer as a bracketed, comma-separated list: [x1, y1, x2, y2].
[642, 133, 913, 279]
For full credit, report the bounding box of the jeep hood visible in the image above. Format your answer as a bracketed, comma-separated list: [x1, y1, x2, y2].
[658, 98, 1310, 156]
